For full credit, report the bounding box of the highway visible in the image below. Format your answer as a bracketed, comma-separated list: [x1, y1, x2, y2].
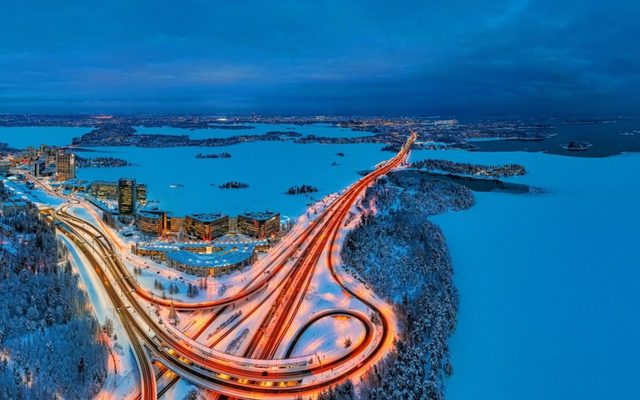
[46, 132, 415, 399]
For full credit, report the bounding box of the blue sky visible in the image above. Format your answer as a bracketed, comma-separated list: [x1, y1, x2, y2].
[1, 0, 638, 116]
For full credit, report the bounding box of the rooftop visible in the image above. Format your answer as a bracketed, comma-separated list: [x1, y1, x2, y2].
[166, 243, 255, 269]
[137, 235, 267, 253]
[239, 210, 279, 221]
[137, 209, 166, 219]
[188, 212, 227, 222]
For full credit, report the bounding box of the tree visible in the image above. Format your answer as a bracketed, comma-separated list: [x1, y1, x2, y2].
[168, 301, 178, 325]
[103, 318, 114, 337]
[77, 357, 86, 377]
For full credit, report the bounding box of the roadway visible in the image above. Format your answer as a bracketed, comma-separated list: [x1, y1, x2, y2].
[46, 132, 415, 399]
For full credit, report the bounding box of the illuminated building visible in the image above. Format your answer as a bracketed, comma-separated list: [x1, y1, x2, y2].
[117, 178, 136, 215]
[136, 209, 167, 235]
[25, 146, 37, 160]
[135, 241, 258, 277]
[90, 180, 146, 205]
[63, 180, 91, 192]
[55, 151, 75, 181]
[33, 158, 47, 177]
[90, 181, 118, 199]
[166, 215, 184, 235]
[136, 183, 147, 205]
[184, 213, 229, 241]
[237, 211, 280, 239]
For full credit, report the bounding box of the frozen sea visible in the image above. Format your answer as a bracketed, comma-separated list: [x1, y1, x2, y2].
[0, 126, 89, 148]
[75, 141, 388, 219]
[0, 124, 386, 219]
[411, 149, 640, 400]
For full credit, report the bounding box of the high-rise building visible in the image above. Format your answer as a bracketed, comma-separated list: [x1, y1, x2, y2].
[117, 178, 136, 215]
[55, 151, 75, 181]
[184, 213, 229, 241]
[90, 181, 118, 199]
[136, 183, 147, 205]
[237, 211, 280, 239]
[136, 209, 167, 235]
[33, 158, 47, 177]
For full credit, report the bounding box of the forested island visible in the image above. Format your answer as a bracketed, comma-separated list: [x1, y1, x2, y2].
[265, 130, 303, 137]
[75, 156, 132, 168]
[381, 144, 401, 152]
[562, 141, 592, 151]
[1, 114, 577, 156]
[0, 182, 108, 399]
[319, 163, 534, 399]
[411, 159, 526, 177]
[72, 125, 311, 148]
[217, 181, 249, 189]
[195, 152, 232, 159]
[284, 184, 318, 195]
[319, 170, 475, 400]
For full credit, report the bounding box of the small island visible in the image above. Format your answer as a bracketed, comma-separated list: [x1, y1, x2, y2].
[411, 159, 526, 177]
[285, 184, 318, 195]
[562, 141, 592, 151]
[195, 152, 232, 159]
[75, 156, 132, 168]
[381, 144, 400, 152]
[265, 130, 303, 137]
[218, 181, 249, 189]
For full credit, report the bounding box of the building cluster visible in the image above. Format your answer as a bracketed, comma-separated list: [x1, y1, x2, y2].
[236, 211, 281, 239]
[11, 145, 78, 181]
[136, 209, 280, 240]
[75, 179, 148, 213]
[0, 143, 283, 278]
[56, 172, 281, 242]
[134, 239, 269, 277]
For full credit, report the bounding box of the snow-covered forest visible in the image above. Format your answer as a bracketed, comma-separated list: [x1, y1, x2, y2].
[410, 158, 526, 178]
[320, 170, 476, 399]
[0, 182, 108, 399]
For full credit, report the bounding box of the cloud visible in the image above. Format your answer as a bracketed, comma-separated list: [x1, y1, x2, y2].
[0, 0, 638, 115]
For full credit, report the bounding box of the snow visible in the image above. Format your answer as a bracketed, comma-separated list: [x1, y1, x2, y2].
[2, 178, 65, 207]
[75, 140, 389, 218]
[288, 314, 367, 361]
[0, 126, 89, 148]
[60, 235, 138, 399]
[159, 378, 200, 400]
[417, 149, 640, 400]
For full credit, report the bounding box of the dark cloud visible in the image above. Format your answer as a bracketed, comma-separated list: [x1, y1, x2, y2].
[0, 0, 638, 115]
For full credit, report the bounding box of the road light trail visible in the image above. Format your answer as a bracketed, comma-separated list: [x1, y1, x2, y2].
[46, 133, 415, 399]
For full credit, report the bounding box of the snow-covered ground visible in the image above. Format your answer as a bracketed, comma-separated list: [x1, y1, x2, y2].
[75, 140, 388, 218]
[418, 149, 640, 400]
[60, 235, 138, 400]
[0, 126, 89, 148]
[2, 177, 65, 207]
[288, 314, 367, 361]
[3, 139, 396, 397]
